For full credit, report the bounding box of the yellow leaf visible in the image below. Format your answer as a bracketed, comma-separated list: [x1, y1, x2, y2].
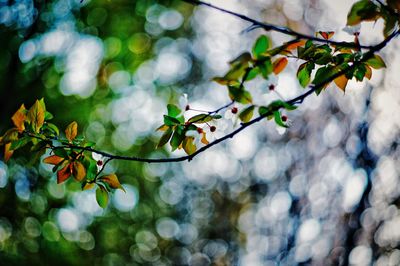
[273, 57, 288, 75]
[73, 161, 86, 181]
[156, 124, 169, 132]
[43, 155, 64, 165]
[201, 132, 209, 145]
[4, 143, 13, 162]
[83, 182, 95, 190]
[0, 128, 18, 145]
[11, 104, 27, 133]
[365, 65, 372, 80]
[334, 75, 349, 92]
[100, 174, 125, 192]
[57, 163, 72, 184]
[183, 137, 196, 155]
[65, 121, 78, 142]
[27, 100, 45, 133]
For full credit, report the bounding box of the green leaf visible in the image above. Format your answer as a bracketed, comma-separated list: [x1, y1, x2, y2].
[96, 187, 109, 209]
[44, 111, 53, 120]
[163, 115, 181, 126]
[365, 54, 386, 69]
[157, 127, 173, 148]
[253, 35, 270, 59]
[43, 123, 59, 136]
[274, 111, 288, 128]
[83, 158, 97, 182]
[239, 105, 255, 123]
[183, 137, 196, 155]
[27, 100, 45, 133]
[245, 67, 259, 81]
[167, 104, 181, 118]
[312, 65, 335, 90]
[170, 126, 185, 151]
[354, 64, 367, 81]
[188, 114, 215, 124]
[84, 141, 96, 147]
[31, 140, 49, 152]
[383, 11, 397, 38]
[269, 100, 297, 111]
[258, 106, 271, 116]
[297, 62, 315, 88]
[224, 62, 248, 81]
[53, 148, 69, 159]
[347, 0, 380, 26]
[229, 52, 252, 66]
[258, 58, 273, 79]
[10, 137, 31, 150]
[38, 98, 46, 112]
[228, 86, 253, 104]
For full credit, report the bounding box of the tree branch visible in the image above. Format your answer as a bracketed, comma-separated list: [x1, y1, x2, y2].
[42, 2, 399, 164]
[182, 0, 376, 49]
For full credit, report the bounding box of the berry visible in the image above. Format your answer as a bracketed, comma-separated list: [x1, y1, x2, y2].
[185, 105, 190, 111]
[231, 107, 238, 114]
[281, 115, 288, 122]
[97, 160, 103, 166]
[269, 84, 275, 91]
[196, 127, 203, 134]
[210, 126, 216, 132]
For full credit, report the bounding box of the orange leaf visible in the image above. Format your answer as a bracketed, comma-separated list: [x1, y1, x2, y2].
[365, 65, 372, 80]
[57, 163, 72, 184]
[334, 75, 349, 92]
[201, 132, 209, 145]
[43, 155, 64, 165]
[27, 100, 45, 133]
[273, 57, 288, 75]
[285, 40, 306, 50]
[65, 121, 78, 142]
[11, 104, 27, 133]
[72, 161, 86, 181]
[318, 31, 334, 40]
[4, 143, 14, 162]
[99, 174, 125, 192]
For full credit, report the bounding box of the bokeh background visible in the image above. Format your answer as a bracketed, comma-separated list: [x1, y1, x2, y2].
[0, 0, 399, 265]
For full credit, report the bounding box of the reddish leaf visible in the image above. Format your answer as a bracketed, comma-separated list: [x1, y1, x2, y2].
[318, 31, 335, 40]
[57, 163, 72, 184]
[43, 155, 64, 165]
[65, 121, 78, 142]
[11, 104, 27, 133]
[273, 58, 288, 75]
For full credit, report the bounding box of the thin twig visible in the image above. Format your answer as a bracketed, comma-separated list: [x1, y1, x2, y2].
[182, 0, 376, 49]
